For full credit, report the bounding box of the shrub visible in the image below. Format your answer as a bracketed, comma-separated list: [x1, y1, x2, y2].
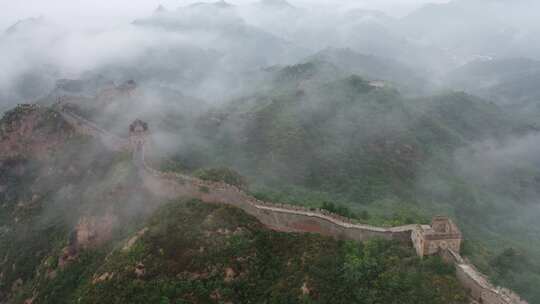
[194, 167, 248, 190]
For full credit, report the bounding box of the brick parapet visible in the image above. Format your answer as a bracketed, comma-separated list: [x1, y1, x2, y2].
[442, 250, 528, 304]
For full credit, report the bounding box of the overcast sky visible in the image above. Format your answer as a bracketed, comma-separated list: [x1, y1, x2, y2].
[1, 0, 451, 30]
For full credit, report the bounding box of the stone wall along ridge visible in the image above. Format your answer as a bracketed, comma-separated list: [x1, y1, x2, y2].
[57, 108, 528, 304]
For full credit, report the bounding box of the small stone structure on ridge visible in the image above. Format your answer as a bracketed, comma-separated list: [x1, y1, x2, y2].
[129, 119, 149, 147]
[412, 216, 462, 257]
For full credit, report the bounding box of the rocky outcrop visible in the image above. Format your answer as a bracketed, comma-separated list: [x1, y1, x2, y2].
[74, 214, 118, 250]
[0, 104, 74, 160]
[58, 213, 118, 269]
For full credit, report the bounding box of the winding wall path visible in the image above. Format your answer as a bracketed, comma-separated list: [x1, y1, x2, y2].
[56, 105, 528, 304]
[134, 143, 414, 241]
[56, 105, 129, 151]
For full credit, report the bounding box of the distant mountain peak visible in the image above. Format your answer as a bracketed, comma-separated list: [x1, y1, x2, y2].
[154, 4, 168, 14]
[212, 0, 233, 8]
[345, 8, 391, 20]
[258, 0, 294, 9]
[188, 0, 234, 9]
[4, 16, 47, 35]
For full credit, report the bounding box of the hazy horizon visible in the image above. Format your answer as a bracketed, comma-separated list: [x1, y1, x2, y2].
[2, 0, 451, 29]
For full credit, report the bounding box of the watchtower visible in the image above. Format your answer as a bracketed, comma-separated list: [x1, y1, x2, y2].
[129, 119, 149, 149]
[411, 216, 462, 257]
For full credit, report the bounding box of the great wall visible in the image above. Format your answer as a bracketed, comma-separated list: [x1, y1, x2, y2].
[54, 103, 528, 304]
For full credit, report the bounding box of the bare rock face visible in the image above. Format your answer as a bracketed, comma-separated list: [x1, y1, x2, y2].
[301, 282, 310, 295]
[92, 272, 114, 284]
[123, 227, 149, 252]
[58, 246, 78, 269]
[224, 267, 236, 282]
[134, 263, 145, 278]
[75, 214, 118, 250]
[0, 104, 73, 160]
[58, 213, 118, 268]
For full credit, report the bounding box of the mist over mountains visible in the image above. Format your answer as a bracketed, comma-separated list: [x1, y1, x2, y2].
[3, 0, 540, 109]
[2, 0, 540, 303]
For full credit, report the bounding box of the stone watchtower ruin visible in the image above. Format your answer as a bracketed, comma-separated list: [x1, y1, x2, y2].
[129, 119, 149, 149]
[411, 216, 462, 257]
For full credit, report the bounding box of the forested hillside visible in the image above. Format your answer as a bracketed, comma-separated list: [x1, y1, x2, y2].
[0, 106, 467, 303]
[2, 0, 540, 303]
[169, 63, 540, 301]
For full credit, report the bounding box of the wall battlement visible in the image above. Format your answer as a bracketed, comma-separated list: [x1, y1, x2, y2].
[57, 109, 528, 304]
